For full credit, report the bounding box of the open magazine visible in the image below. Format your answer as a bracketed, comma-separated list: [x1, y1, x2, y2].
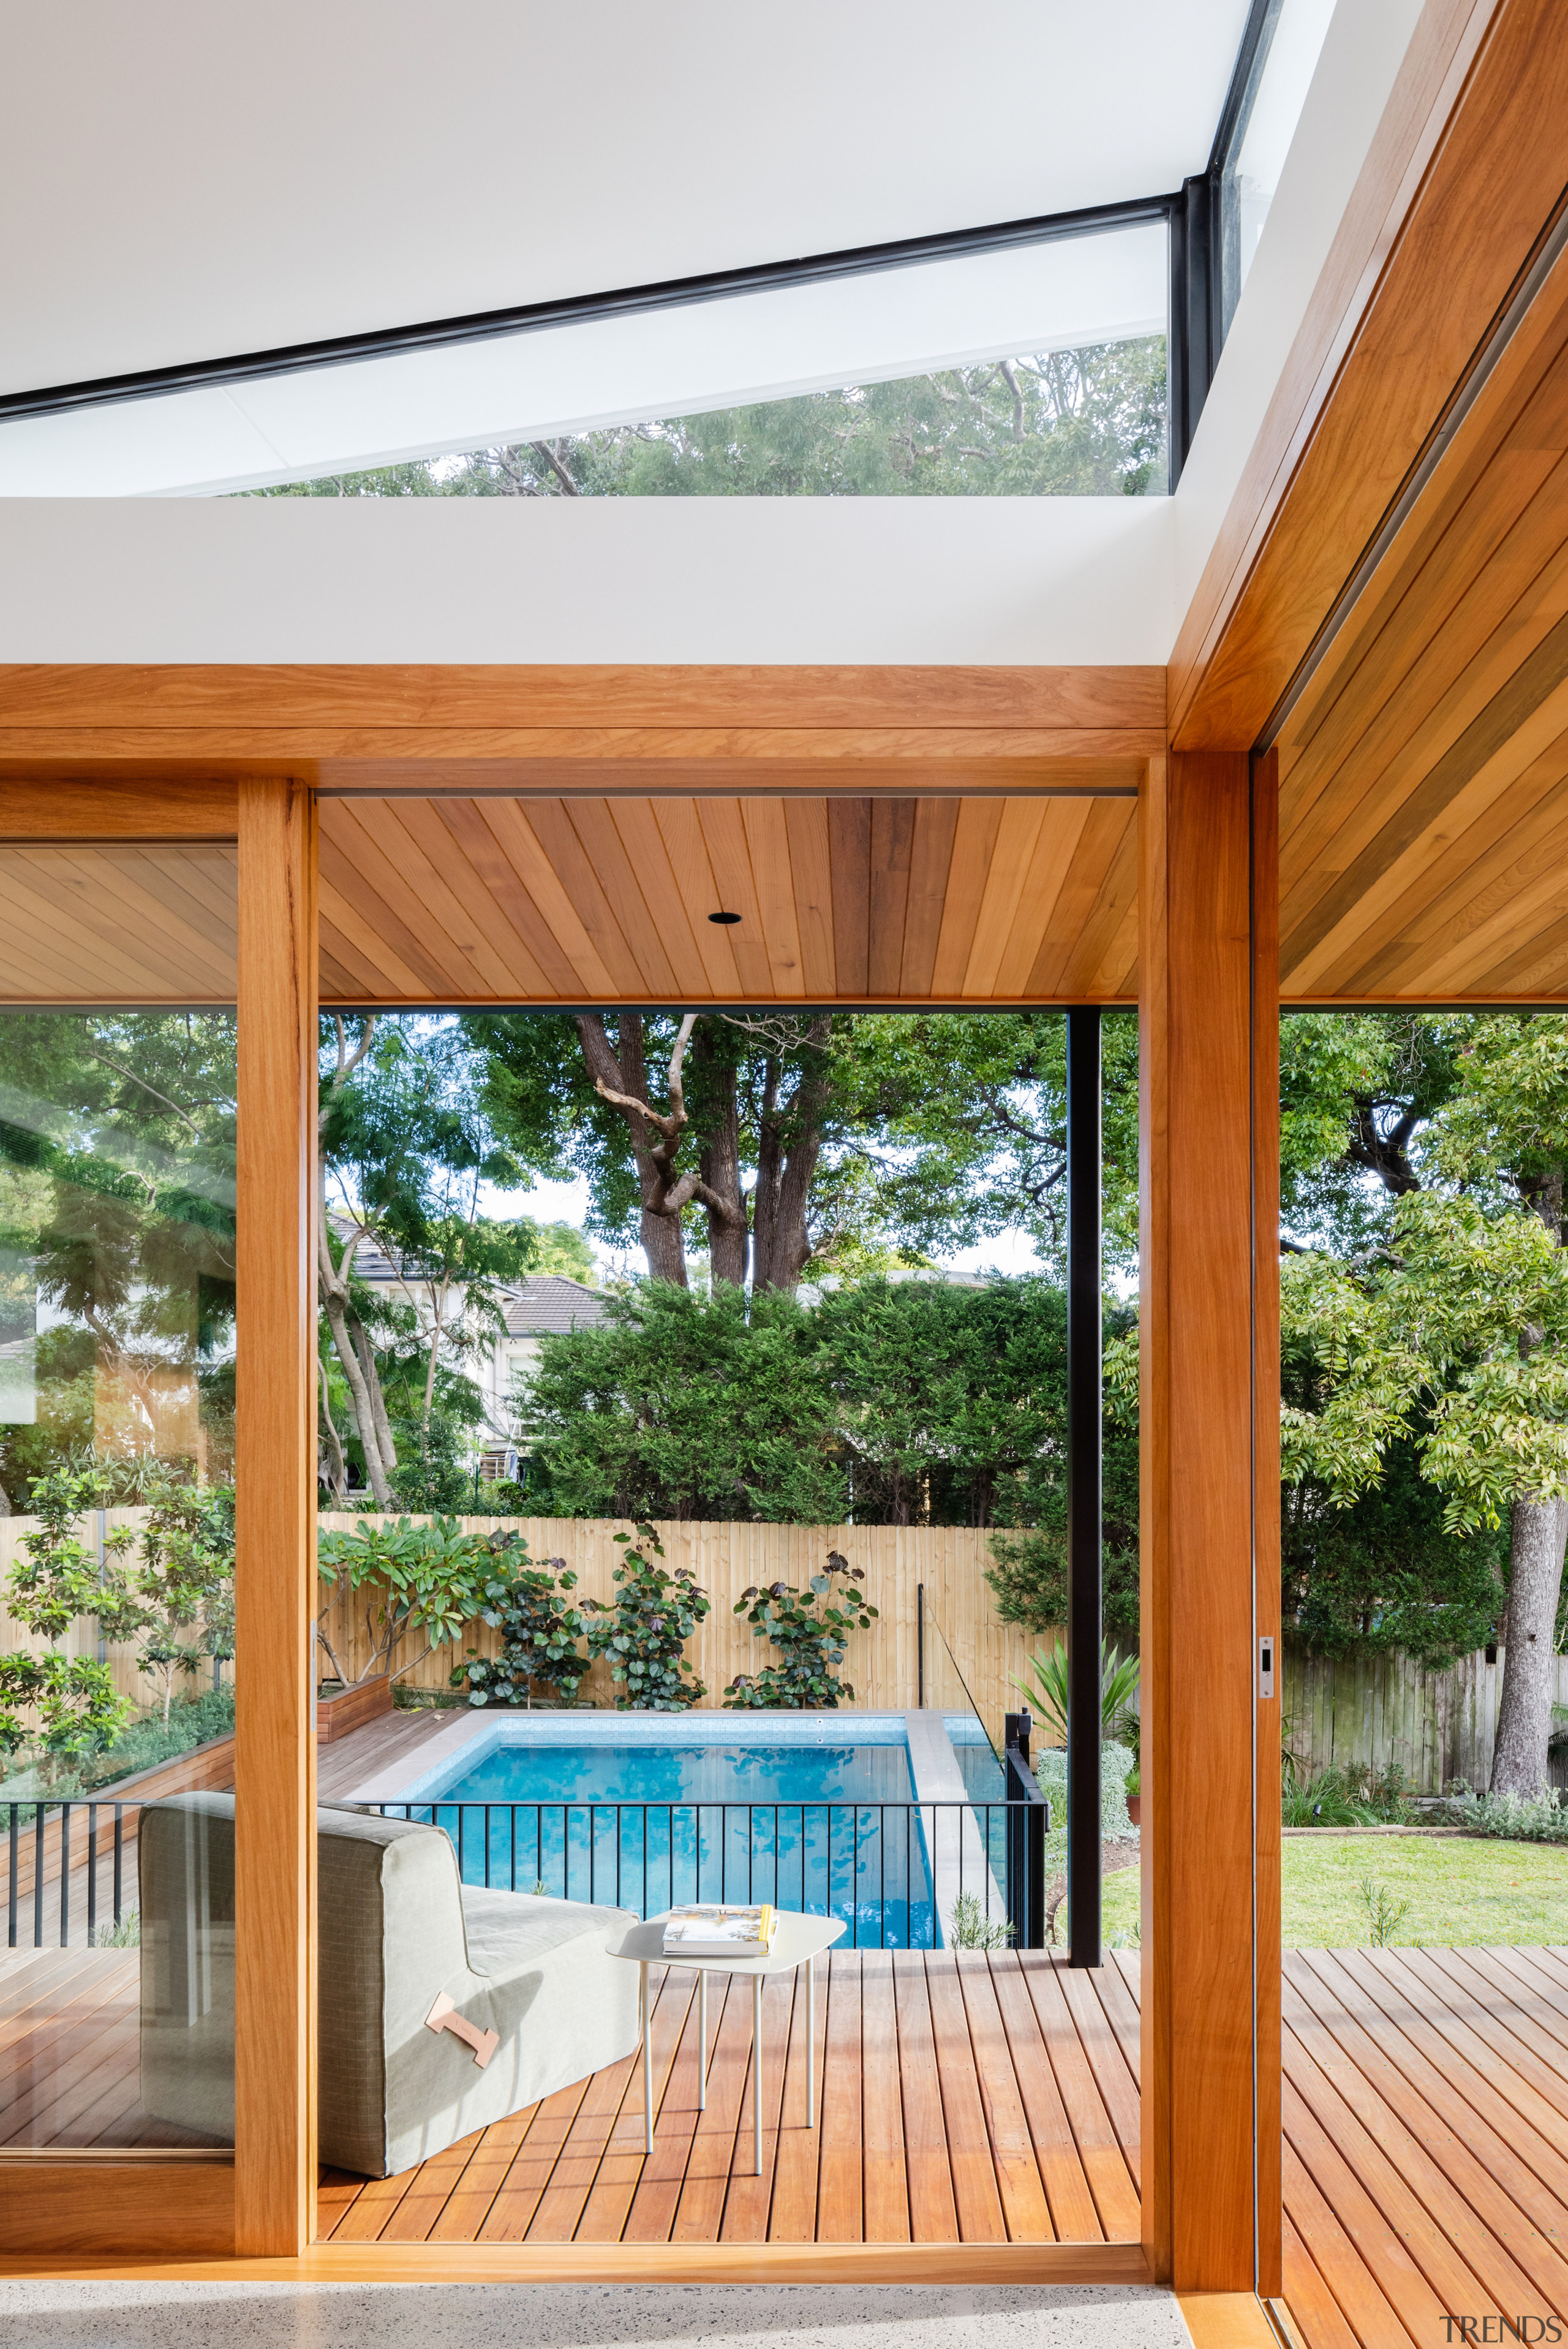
[662, 1904, 776, 1958]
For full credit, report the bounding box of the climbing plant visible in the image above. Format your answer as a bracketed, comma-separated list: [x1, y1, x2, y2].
[456, 1534, 590, 1708]
[723, 1550, 877, 1710]
[584, 1523, 710, 1711]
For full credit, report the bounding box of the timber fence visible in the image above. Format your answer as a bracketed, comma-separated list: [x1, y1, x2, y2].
[0, 1512, 1047, 1750]
[1283, 1642, 1568, 1793]
[317, 1515, 1044, 1744]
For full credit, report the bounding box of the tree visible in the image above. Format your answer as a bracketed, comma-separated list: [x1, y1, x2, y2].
[0, 1012, 238, 1509]
[0, 1468, 145, 1767]
[470, 1008, 1145, 1291]
[1281, 1012, 1568, 1791]
[252, 338, 1168, 505]
[317, 1017, 538, 1504]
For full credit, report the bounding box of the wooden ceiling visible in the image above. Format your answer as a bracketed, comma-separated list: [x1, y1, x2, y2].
[1275, 222, 1568, 1003]
[0, 842, 236, 1001]
[318, 791, 1138, 1005]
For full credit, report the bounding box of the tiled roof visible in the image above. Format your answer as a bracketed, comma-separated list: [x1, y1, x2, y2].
[503, 1275, 611, 1338]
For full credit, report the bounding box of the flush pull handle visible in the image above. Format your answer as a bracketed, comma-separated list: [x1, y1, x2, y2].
[425, 1992, 499, 2068]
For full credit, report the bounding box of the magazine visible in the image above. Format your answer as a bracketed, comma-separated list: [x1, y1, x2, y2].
[662, 1904, 775, 1957]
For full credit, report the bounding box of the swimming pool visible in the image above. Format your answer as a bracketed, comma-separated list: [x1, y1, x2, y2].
[368, 1713, 1011, 1949]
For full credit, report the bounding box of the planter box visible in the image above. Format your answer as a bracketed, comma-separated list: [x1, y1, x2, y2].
[317, 1676, 395, 1744]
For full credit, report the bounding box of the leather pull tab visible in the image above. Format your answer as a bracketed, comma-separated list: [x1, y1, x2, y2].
[424, 1991, 499, 2069]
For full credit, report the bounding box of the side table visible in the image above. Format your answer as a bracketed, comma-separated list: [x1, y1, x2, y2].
[608, 1910, 846, 2174]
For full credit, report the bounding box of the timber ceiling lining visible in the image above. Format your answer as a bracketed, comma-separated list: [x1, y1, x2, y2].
[1275, 233, 1568, 1003]
[0, 842, 238, 1001]
[317, 794, 1139, 1006]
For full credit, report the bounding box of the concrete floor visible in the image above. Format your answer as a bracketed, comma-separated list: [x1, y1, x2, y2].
[0, 2280, 1193, 2349]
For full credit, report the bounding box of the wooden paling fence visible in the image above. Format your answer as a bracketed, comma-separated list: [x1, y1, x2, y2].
[1283, 1642, 1568, 1793]
[317, 1516, 1046, 1744]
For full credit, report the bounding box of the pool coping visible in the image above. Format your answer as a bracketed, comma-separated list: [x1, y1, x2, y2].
[342, 1707, 1006, 1945]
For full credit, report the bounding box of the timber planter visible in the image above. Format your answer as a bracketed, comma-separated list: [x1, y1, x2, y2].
[317, 1676, 396, 1744]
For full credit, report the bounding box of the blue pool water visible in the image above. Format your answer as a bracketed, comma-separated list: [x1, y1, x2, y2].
[393, 1721, 956, 1946]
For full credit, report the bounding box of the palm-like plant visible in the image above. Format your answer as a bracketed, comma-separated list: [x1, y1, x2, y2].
[1013, 1638, 1140, 1747]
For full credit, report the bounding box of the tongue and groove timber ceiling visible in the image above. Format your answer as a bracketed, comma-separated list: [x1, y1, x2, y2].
[1274, 221, 1568, 1005]
[317, 792, 1138, 1006]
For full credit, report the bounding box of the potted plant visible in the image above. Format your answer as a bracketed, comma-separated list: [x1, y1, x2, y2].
[315, 1515, 490, 1741]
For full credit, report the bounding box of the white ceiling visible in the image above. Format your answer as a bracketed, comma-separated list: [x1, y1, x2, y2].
[4, 2, 1251, 395]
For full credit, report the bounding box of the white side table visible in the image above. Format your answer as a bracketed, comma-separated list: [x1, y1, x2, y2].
[609, 1910, 846, 2175]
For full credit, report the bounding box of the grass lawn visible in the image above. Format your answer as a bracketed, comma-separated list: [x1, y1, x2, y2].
[1097, 1832, 1568, 1947]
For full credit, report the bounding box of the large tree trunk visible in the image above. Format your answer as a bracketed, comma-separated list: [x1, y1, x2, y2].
[1492, 1494, 1568, 1794]
[752, 1022, 833, 1292]
[575, 1012, 690, 1286]
[695, 1027, 748, 1289]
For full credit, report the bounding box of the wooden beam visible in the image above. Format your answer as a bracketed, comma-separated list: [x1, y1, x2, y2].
[0, 2159, 235, 2258]
[1253, 752, 1284, 2301]
[0, 2240, 1153, 2285]
[1140, 750, 1275, 2290]
[0, 663, 1165, 733]
[234, 777, 318, 2254]
[1170, 0, 1568, 750]
[0, 778, 238, 834]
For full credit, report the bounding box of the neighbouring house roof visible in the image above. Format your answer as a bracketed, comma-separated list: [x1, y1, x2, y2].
[503, 1275, 611, 1340]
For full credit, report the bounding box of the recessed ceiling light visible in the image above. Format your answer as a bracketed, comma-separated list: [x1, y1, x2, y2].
[708, 910, 742, 924]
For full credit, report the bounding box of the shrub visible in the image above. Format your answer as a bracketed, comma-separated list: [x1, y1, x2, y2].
[1438, 1788, 1568, 1842]
[723, 1550, 876, 1710]
[0, 1468, 145, 1769]
[1012, 1638, 1139, 1750]
[454, 1535, 590, 1708]
[948, 1891, 1014, 1949]
[1281, 1763, 1411, 1828]
[315, 1515, 491, 1684]
[583, 1523, 710, 1711]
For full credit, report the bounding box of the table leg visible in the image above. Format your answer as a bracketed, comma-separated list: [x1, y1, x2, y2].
[699, 1967, 707, 2111]
[641, 1959, 654, 2156]
[807, 1953, 816, 2128]
[753, 1970, 763, 2176]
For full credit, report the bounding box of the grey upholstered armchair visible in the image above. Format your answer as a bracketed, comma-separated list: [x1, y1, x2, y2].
[138, 1793, 639, 2177]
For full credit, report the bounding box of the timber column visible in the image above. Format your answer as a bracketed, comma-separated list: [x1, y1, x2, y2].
[1139, 749, 1281, 2292]
[235, 777, 319, 2253]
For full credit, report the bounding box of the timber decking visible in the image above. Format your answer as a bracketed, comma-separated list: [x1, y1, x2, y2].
[315, 1944, 1140, 2245]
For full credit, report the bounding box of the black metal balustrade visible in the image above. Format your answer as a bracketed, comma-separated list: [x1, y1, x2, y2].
[2, 1790, 1055, 1953]
[4, 1800, 131, 1950]
[360, 1795, 1052, 1951]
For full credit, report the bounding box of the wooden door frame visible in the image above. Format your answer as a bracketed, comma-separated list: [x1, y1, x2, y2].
[0, 729, 1279, 2284]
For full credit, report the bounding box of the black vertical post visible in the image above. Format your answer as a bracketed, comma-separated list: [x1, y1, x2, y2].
[1067, 1006, 1102, 1967]
[916, 1582, 925, 1708]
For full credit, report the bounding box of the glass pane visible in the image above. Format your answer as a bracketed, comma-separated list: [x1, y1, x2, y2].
[0, 222, 1169, 497]
[0, 976, 238, 2143]
[1219, 0, 1336, 334]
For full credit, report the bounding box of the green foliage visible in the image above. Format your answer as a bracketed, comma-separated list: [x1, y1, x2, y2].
[1281, 1436, 1507, 1668]
[254, 340, 1169, 504]
[1281, 1193, 1568, 1534]
[582, 1522, 710, 1711]
[1437, 1788, 1568, 1842]
[315, 1515, 492, 1684]
[947, 1892, 1015, 1950]
[529, 1221, 598, 1284]
[3, 1686, 240, 1802]
[1011, 1639, 1140, 1748]
[387, 1408, 472, 1514]
[526, 1275, 1136, 1542]
[456, 1536, 589, 1708]
[723, 1549, 877, 1709]
[0, 1467, 143, 1762]
[0, 1011, 238, 1505]
[123, 1469, 235, 1725]
[1359, 1877, 1413, 1946]
[1281, 1764, 1411, 1828]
